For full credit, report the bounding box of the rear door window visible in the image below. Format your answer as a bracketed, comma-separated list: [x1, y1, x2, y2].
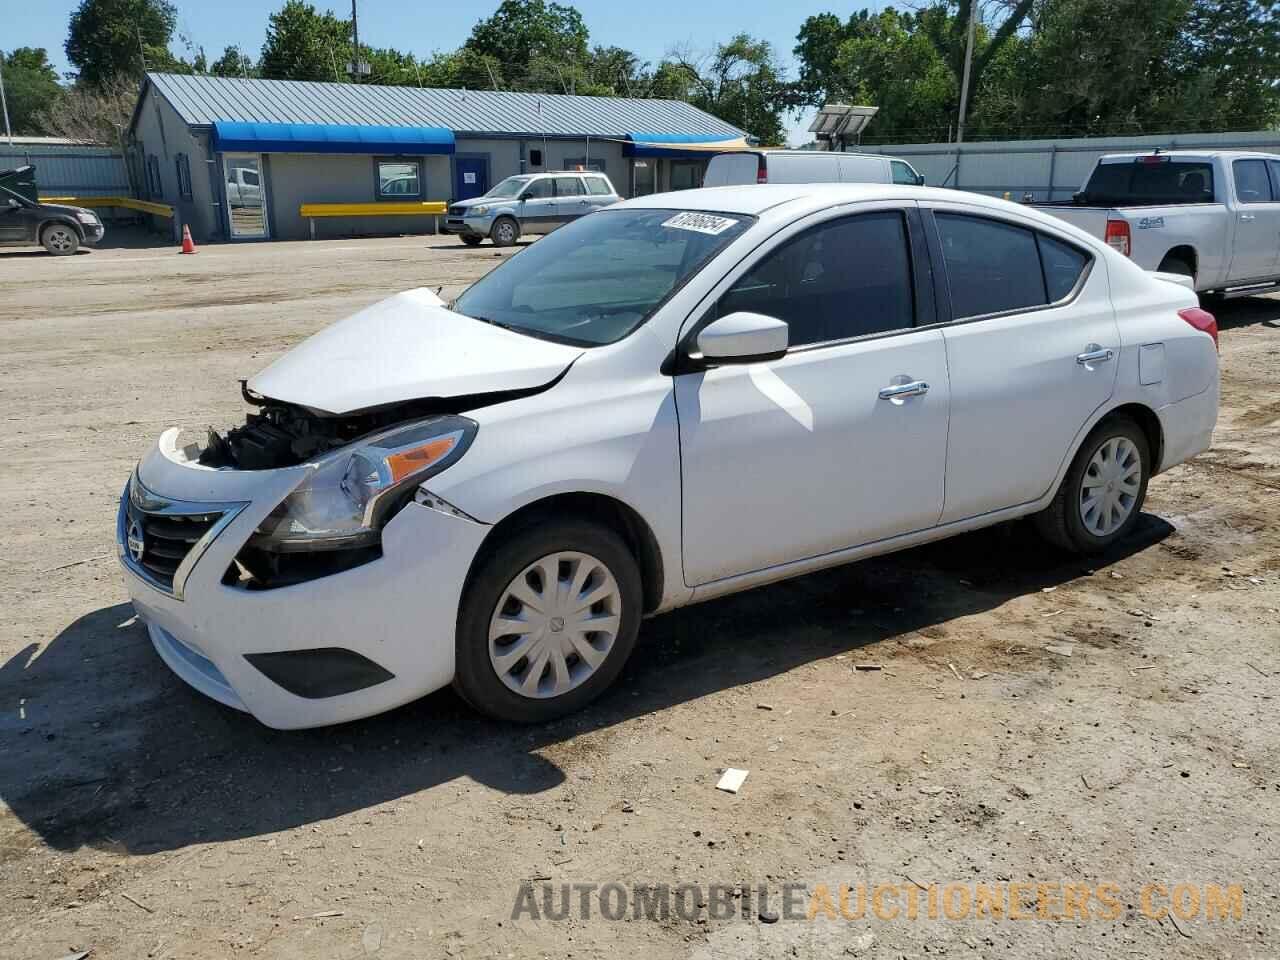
[1233, 159, 1273, 203]
[935, 213, 1046, 318]
[717, 210, 915, 346]
[554, 176, 585, 197]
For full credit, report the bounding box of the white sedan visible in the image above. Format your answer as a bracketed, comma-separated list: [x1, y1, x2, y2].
[117, 184, 1219, 728]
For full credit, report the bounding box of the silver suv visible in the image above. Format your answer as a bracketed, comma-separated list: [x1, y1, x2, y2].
[446, 171, 621, 247]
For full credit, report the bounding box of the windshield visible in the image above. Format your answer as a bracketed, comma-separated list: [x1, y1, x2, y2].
[452, 208, 754, 346]
[1079, 160, 1215, 206]
[485, 176, 531, 199]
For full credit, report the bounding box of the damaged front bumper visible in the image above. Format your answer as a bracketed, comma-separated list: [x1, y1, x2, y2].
[117, 429, 489, 729]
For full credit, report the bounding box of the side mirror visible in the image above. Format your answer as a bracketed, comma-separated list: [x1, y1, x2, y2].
[915, 174, 926, 186]
[518, 192, 531, 202]
[696, 312, 788, 363]
[5, 198, 18, 208]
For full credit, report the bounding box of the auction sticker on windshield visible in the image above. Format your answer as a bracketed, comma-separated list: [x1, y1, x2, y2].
[662, 212, 740, 236]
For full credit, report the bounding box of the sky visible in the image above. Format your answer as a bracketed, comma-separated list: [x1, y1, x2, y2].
[5, 0, 883, 145]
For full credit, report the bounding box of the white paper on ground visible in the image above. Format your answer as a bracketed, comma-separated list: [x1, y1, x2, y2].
[716, 768, 749, 793]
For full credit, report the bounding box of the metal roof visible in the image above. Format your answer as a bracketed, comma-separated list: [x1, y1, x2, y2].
[142, 72, 744, 141]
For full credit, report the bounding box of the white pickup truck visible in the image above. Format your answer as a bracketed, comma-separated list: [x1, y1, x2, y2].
[1031, 150, 1280, 297]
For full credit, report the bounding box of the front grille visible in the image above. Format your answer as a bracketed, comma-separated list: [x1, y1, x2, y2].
[449, 206, 465, 216]
[135, 511, 223, 588]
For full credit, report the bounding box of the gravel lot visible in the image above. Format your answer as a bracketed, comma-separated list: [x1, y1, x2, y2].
[1, 233, 1278, 959]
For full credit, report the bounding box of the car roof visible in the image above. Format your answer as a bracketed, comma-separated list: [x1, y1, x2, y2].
[1098, 150, 1280, 162]
[616, 183, 990, 217]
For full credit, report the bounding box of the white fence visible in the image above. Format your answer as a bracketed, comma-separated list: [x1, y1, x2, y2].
[858, 130, 1280, 201]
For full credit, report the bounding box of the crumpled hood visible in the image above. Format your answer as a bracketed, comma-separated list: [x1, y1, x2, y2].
[248, 287, 582, 415]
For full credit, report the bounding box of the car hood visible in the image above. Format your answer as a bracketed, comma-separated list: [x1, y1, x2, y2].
[451, 195, 508, 210]
[248, 287, 583, 415]
[38, 202, 94, 218]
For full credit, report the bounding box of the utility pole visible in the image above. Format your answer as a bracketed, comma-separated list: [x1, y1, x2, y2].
[955, 0, 978, 144]
[351, 0, 360, 82]
[0, 52, 12, 146]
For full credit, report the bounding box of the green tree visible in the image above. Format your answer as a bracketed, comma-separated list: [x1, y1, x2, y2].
[210, 45, 258, 78]
[1, 48, 64, 135]
[259, 0, 353, 82]
[65, 0, 180, 88]
[464, 0, 590, 91]
[668, 34, 787, 144]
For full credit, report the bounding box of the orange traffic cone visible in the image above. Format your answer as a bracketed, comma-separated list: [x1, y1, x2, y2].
[179, 224, 197, 254]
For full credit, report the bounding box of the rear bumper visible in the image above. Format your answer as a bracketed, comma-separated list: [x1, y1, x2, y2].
[1156, 377, 1219, 472]
[118, 430, 489, 729]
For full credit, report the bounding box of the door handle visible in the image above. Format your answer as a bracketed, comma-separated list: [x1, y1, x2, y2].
[1240, 213, 1257, 221]
[879, 380, 929, 400]
[1076, 347, 1114, 365]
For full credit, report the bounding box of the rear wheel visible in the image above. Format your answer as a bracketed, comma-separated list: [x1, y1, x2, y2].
[490, 216, 519, 247]
[454, 520, 642, 723]
[1035, 416, 1150, 554]
[460, 234, 483, 247]
[41, 223, 80, 256]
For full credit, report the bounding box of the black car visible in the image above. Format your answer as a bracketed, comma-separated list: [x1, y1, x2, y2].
[0, 165, 105, 255]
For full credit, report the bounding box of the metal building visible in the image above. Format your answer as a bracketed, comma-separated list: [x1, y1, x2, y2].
[127, 72, 748, 242]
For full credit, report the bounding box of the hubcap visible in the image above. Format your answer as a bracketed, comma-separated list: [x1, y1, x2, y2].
[496, 223, 514, 242]
[1079, 436, 1142, 537]
[488, 551, 622, 700]
[49, 229, 72, 251]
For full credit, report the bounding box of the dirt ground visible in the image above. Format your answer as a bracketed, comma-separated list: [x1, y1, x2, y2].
[1, 230, 1277, 960]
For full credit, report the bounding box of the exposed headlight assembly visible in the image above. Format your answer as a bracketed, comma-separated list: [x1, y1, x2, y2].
[252, 416, 476, 553]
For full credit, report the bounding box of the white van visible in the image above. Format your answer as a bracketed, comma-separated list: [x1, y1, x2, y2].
[704, 149, 924, 188]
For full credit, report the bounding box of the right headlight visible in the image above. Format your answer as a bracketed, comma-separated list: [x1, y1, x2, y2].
[252, 416, 477, 553]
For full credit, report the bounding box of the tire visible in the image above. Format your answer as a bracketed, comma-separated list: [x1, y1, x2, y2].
[460, 234, 483, 247]
[490, 216, 519, 247]
[454, 520, 643, 723]
[1035, 415, 1150, 555]
[41, 222, 80, 256]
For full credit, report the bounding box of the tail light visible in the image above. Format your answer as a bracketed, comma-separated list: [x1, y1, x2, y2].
[1178, 306, 1219, 352]
[1105, 218, 1131, 257]
[757, 155, 768, 184]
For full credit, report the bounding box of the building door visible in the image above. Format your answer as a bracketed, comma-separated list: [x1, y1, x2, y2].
[631, 159, 655, 197]
[223, 154, 268, 239]
[454, 157, 489, 201]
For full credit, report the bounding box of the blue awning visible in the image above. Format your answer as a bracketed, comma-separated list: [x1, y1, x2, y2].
[624, 131, 749, 158]
[212, 121, 455, 155]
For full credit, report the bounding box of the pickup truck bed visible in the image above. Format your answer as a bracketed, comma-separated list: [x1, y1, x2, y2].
[1030, 151, 1280, 297]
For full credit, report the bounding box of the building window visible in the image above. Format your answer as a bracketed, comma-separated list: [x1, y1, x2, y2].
[529, 148, 544, 167]
[377, 159, 422, 199]
[146, 154, 163, 198]
[175, 154, 193, 199]
[565, 157, 605, 174]
[670, 160, 703, 191]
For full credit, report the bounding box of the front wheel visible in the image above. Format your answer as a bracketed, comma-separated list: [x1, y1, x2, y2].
[454, 521, 642, 722]
[490, 216, 519, 247]
[42, 223, 80, 256]
[1035, 416, 1150, 554]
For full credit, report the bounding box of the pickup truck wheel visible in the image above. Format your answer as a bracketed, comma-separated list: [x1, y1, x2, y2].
[454, 520, 642, 723]
[1035, 416, 1150, 555]
[41, 223, 80, 256]
[490, 217, 519, 247]
[460, 234, 483, 247]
